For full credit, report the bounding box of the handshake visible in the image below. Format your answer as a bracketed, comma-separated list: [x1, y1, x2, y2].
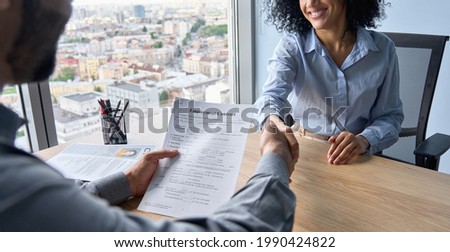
[260, 116, 300, 177]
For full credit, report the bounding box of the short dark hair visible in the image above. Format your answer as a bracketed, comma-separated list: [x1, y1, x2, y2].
[262, 0, 389, 34]
[7, 0, 70, 82]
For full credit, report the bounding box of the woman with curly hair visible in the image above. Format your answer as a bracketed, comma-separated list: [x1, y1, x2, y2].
[255, 0, 404, 165]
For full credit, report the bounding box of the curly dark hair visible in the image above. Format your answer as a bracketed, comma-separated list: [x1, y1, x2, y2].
[263, 0, 390, 34]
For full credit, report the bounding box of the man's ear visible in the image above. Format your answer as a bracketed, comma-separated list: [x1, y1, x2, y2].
[0, 0, 11, 11]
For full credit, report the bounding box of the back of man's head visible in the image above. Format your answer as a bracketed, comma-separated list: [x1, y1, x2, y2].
[0, 0, 72, 86]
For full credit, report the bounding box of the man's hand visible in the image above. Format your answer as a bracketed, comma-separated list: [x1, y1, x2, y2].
[327, 132, 369, 165]
[125, 149, 179, 197]
[260, 115, 299, 175]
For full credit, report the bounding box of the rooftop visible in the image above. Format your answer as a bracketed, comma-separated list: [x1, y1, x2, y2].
[63, 92, 102, 102]
[129, 64, 165, 73]
[109, 82, 142, 92]
[53, 106, 94, 124]
[157, 73, 210, 89]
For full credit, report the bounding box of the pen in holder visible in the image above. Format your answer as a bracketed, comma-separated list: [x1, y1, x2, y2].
[99, 98, 128, 145]
[101, 112, 127, 144]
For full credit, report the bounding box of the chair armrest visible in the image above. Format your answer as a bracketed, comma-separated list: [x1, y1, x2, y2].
[414, 133, 450, 158]
[400, 127, 417, 137]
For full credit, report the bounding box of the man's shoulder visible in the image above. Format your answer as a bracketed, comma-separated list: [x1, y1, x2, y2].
[0, 145, 67, 201]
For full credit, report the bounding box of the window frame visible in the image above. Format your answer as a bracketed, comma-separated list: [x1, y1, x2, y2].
[231, 0, 255, 104]
[19, 81, 58, 152]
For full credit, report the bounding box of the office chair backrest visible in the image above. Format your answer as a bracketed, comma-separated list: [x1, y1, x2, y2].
[380, 32, 449, 165]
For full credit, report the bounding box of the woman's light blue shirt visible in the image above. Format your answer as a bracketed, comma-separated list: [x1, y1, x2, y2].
[254, 27, 404, 154]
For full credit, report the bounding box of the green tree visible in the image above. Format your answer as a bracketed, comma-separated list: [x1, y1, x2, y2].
[142, 26, 148, 33]
[62, 67, 76, 81]
[200, 24, 228, 37]
[152, 41, 163, 48]
[150, 32, 158, 39]
[94, 86, 103, 93]
[176, 45, 182, 57]
[191, 19, 205, 33]
[2, 86, 17, 95]
[159, 90, 169, 102]
[51, 67, 75, 82]
[16, 130, 25, 138]
[66, 38, 90, 44]
[182, 32, 192, 46]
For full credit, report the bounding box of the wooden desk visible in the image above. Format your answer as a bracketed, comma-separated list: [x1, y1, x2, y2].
[36, 132, 450, 231]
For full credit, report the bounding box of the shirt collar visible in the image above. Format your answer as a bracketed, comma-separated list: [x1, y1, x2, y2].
[0, 104, 27, 145]
[304, 28, 318, 54]
[355, 27, 379, 53]
[303, 27, 379, 54]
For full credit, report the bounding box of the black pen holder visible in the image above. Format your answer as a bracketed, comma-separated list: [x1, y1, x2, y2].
[101, 114, 127, 144]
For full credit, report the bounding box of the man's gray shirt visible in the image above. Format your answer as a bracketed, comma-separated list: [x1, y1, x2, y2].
[0, 104, 296, 231]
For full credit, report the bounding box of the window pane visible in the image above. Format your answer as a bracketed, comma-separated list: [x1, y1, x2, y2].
[0, 85, 31, 151]
[51, 0, 232, 143]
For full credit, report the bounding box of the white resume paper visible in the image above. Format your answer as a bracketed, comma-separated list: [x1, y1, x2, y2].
[47, 144, 155, 181]
[138, 98, 255, 218]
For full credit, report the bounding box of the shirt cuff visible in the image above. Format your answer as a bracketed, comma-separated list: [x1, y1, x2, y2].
[359, 131, 379, 154]
[257, 108, 278, 130]
[88, 172, 132, 205]
[253, 152, 290, 185]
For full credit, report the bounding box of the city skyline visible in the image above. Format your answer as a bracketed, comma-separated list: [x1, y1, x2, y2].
[73, 0, 225, 6]
[3, 0, 231, 148]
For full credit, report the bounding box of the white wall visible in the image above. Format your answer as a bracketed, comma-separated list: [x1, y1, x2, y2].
[254, 0, 450, 173]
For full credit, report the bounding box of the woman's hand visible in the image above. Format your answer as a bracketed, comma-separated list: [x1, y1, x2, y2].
[327, 132, 369, 165]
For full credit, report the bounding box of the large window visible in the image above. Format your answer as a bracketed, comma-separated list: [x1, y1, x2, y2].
[50, 0, 232, 143]
[0, 85, 31, 151]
